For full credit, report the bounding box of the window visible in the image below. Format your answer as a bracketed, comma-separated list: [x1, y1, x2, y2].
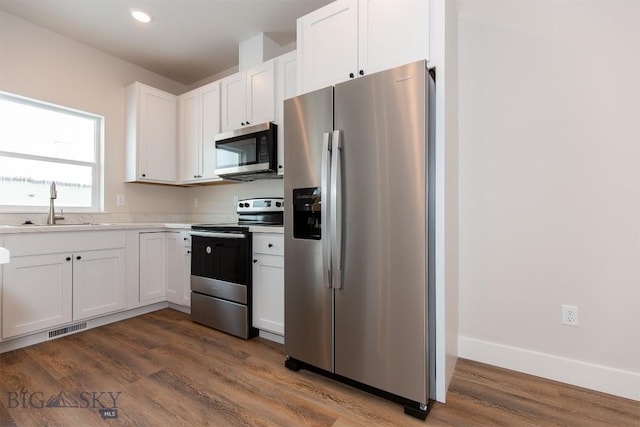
[0, 92, 103, 211]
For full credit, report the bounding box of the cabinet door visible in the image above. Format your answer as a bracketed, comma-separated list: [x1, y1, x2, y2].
[246, 61, 276, 126]
[358, 0, 429, 75]
[73, 249, 126, 321]
[2, 253, 72, 338]
[252, 254, 284, 335]
[179, 90, 202, 183]
[297, 0, 358, 94]
[221, 72, 247, 132]
[200, 82, 221, 180]
[166, 232, 191, 307]
[276, 51, 297, 176]
[139, 233, 166, 302]
[138, 85, 177, 182]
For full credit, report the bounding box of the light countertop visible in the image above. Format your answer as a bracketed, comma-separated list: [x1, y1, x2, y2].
[0, 222, 283, 235]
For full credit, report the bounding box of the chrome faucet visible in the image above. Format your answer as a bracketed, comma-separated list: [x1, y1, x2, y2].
[46, 181, 64, 225]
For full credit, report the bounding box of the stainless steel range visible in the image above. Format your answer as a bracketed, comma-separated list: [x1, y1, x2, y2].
[189, 198, 283, 339]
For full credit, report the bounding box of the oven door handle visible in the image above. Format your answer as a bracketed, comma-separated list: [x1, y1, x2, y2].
[188, 231, 247, 239]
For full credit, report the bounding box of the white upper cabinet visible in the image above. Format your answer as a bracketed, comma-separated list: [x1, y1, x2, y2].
[179, 90, 200, 183]
[125, 82, 178, 183]
[221, 72, 246, 132]
[297, 0, 430, 94]
[297, 0, 358, 94]
[221, 60, 276, 132]
[275, 50, 298, 176]
[178, 81, 221, 184]
[358, 0, 429, 76]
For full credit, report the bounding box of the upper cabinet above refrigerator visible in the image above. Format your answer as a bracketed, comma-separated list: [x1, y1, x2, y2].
[296, 0, 430, 94]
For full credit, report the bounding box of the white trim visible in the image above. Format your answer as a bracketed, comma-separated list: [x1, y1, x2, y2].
[258, 329, 284, 344]
[459, 336, 640, 401]
[0, 302, 168, 354]
[0, 91, 103, 213]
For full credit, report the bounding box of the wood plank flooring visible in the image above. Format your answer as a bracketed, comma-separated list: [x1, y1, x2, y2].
[0, 309, 638, 426]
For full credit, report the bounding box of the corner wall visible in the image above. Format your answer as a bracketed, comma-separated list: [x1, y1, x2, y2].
[457, 0, 639, 400]
[429, 0, 459, 403]
[0, 11, 190, 216]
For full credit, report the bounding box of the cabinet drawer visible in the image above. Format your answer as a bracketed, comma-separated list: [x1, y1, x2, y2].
[253, 234, 284, 256]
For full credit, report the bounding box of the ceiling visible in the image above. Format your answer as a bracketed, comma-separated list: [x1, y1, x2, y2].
[0, 0, 333, 85]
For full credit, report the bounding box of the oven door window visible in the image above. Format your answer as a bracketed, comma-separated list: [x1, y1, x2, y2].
[216, 138, 257, 169]
[191, 236, 249, 285]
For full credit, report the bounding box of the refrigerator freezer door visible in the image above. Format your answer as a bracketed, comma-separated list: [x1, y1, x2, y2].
[333, 61, 429, 403]
[284, 87, 334, 371]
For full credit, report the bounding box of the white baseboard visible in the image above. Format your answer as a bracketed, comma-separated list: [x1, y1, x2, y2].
[258, 330, 284, 344]
[458, 336, 640, 401]
[167, 302, 190, 314]
[0, 302, 168, 354]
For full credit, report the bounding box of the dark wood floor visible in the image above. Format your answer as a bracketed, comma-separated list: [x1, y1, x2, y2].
[0, 309, 638, 426]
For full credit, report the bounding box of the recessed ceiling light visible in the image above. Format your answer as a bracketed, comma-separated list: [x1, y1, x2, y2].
[130, 8, 153, 23]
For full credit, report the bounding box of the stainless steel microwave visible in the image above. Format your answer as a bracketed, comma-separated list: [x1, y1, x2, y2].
[214, 122, 278, 181]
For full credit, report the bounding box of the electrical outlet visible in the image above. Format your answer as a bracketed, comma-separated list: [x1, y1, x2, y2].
[562, 304, 579, 326]
[233, 195, 239, 207]
[116, 195, 125, 206]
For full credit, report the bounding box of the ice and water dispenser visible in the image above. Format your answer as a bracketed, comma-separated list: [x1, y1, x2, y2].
[292, 188, 321, 240]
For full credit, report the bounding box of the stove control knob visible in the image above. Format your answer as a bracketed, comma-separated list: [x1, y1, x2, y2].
[276, 201, 282, 207]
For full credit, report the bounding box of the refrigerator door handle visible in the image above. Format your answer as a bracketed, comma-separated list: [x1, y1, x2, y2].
[331, 130, 343, 289]
[321, 132, 333, 288]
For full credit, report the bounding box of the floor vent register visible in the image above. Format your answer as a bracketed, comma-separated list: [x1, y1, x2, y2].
[47, 322, 88, 340]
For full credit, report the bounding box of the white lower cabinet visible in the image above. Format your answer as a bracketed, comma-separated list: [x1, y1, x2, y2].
[1, 231, 126, 339]
[166, 231, 191, 307]
[139, 232, 167, 302]
[73, 249, 126, 321]
[139, 231, 191, 307]
[252, 233, 284, 336]
[2, 253, 73, 339]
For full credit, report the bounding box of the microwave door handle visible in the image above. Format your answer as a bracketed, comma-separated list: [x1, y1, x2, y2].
[331, 130, 343, 290]
[321, 131, 332, 288]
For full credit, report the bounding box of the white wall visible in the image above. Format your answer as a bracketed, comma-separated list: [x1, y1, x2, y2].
[429, 0, 460, 403]
[457, 0, 639, 400]
[188, 180, 283, 216]
[0, 11, 190, 215]
[0, 11, 284, 220]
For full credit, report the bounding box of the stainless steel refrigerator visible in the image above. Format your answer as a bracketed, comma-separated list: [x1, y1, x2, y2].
[283, 60, 434, 419]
